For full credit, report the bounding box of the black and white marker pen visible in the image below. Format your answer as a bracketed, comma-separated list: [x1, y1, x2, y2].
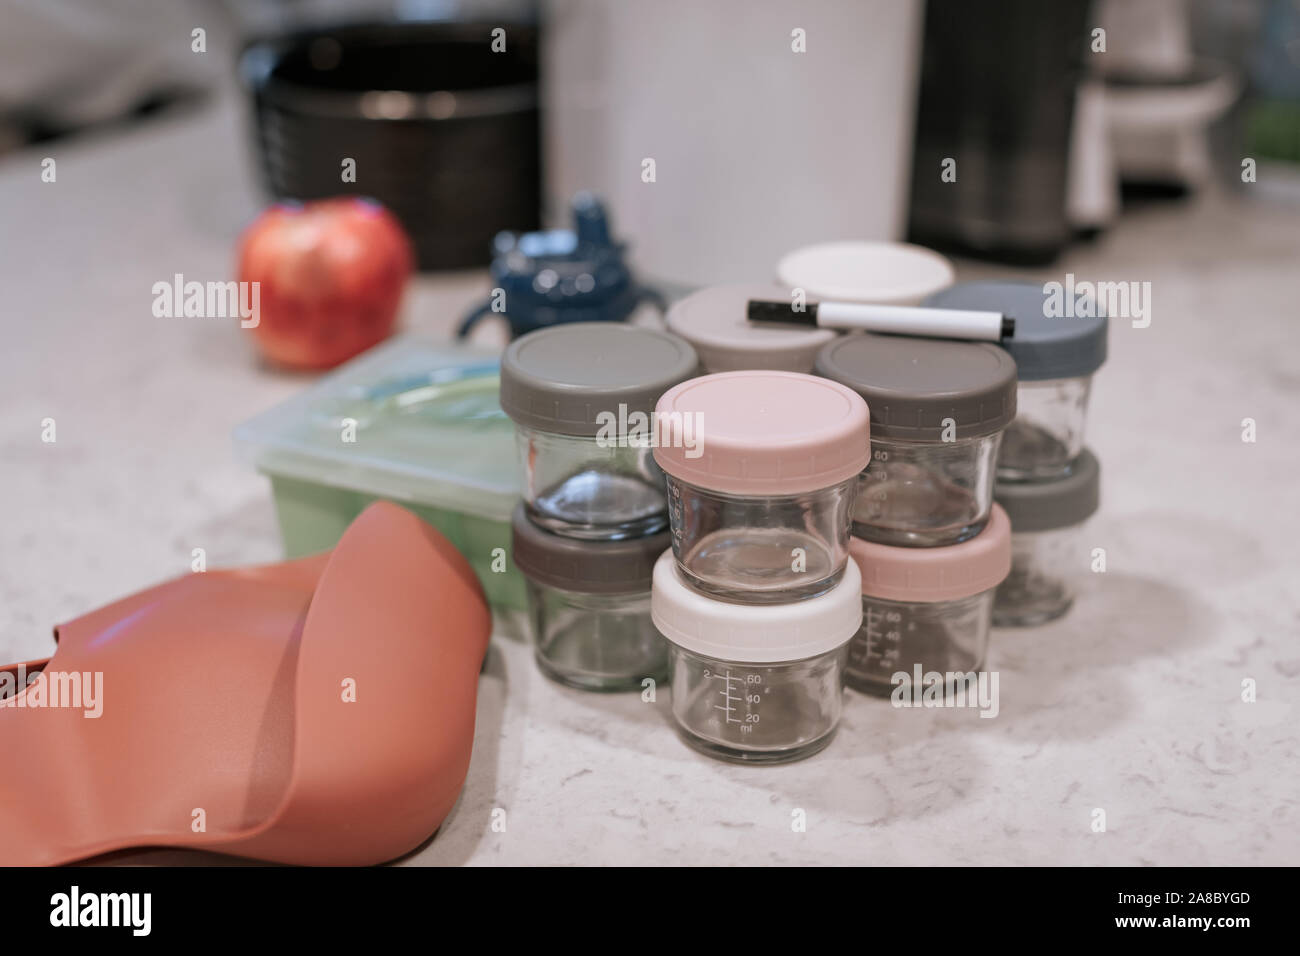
[746, 299, 1014, 341]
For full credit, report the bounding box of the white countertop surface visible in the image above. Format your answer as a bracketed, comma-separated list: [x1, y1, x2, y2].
[3, 90, 1298, 866]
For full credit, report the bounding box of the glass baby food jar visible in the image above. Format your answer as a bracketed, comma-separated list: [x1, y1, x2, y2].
[665, 283, 836, 373]
[500, 322, 698, 540]
[651, 371, 871, 603]
[924, 280, 1107, 481]
[994, 448, 1100, 627]
[512, 504, 671, 691]
[651, 550, 863, 764]
[776, 240, 956, 307]
[815, 333, 1018, 547]
[845, 504, 1011, 696]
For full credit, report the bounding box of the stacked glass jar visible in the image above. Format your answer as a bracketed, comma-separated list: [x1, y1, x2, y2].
[814, 333, 1017, 695]
[500, 322, 699, 691]
[650, 371, 871, 763]
[923, 281, 1107, 626]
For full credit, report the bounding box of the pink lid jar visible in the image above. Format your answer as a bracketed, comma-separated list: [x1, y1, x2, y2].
[845, 503, 1011, 696]
[652, 370, 871, 602]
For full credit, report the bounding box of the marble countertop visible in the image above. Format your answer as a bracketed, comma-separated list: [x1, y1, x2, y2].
[3, 90, 1298, 866]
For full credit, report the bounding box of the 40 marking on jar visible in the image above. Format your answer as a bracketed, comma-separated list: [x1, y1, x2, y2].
[704, 668, 766, 733]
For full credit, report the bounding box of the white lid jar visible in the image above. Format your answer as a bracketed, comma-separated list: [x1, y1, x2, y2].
[651, 551, 863, 764]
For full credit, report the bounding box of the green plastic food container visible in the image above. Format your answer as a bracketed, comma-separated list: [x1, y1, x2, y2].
[234, 335, 524, 629]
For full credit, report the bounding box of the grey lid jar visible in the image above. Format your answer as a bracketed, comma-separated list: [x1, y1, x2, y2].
[924, 280, 1107, 381]
[994, 448, 1100, 532]
[511, 504, 670, 593]
[499, 322, 698, 437]
[814, 332, 1018, 442]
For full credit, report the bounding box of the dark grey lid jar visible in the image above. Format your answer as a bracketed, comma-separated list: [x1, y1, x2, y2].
[500, 322, 697, 540]
[814, 333, 1019, 443]
[815, 331, 1019, 548]
[512, 504, 672, 691]
[925, 280, 1108, 382]
[499, 322, 698, 437]
[925, 280, 1107, 481]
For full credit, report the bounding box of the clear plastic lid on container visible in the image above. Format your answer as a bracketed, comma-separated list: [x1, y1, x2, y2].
[233, 334, 518, 521]
[995, 449, 1101, 532]
[815, 333, 1018, 442]
[498, 322, 698, 437]
[848, 504, 1012, 603]
[776, 240, 956, 306]
[924, 280, 1108, 381]
[665, 284, 836, 373]
[511, 503, 669, 594]
[651, 551, 863, 663]
[652, 370, 871, 495]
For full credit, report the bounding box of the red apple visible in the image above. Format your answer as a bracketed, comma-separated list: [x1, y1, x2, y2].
[238, 197, 414, 370]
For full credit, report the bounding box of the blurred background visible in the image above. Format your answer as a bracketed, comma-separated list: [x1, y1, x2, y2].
[2, 0, 1295, 286]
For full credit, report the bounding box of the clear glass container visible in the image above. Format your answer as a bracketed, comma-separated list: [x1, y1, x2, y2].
[667, 644, 850, 764]
[665, 475, 857, 603]
[517, 425, 668, 540]
[993, 527, 1077, 626]
[853, 434, 1001, 547]
[845, 590, 994, 696]
[997, 377, 1092, 481]
[527, 582, 668, 691]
